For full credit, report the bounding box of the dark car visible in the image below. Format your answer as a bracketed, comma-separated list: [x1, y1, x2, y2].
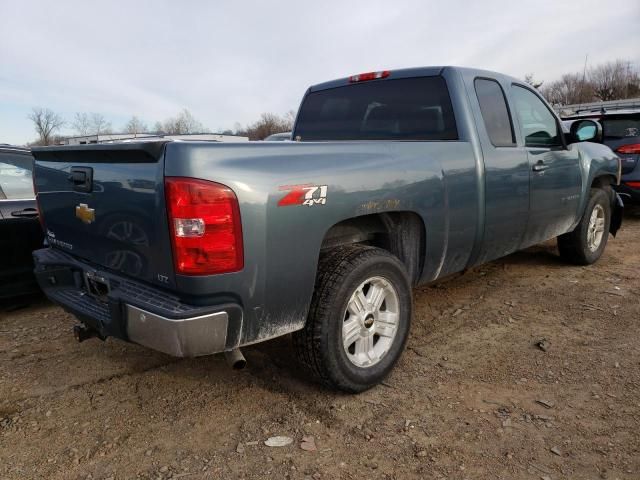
[0, 145, 43, 299]
[563, 102, 640, 204]
[264, 132, 292, 141]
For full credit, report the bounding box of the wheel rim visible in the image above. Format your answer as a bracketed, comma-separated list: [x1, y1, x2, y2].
[587, 204, 606, 252]
[342, 276, 400, 368]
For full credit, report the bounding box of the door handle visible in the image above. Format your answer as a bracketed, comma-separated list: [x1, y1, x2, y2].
[11, 208, 39, 218]
[532, 162, 548, 172]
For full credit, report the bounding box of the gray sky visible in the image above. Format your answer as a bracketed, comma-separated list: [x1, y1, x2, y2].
[1, 0, 639, 145]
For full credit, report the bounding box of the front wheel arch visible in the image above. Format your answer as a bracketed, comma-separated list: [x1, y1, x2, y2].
[558, 187, 612, 265]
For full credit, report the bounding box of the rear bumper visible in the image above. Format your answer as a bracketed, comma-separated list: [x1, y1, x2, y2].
[33, 248, 242, 357]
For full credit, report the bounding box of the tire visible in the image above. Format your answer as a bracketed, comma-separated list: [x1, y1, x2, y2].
[292, 245, 412, 393]
[558, 188, 611, 265]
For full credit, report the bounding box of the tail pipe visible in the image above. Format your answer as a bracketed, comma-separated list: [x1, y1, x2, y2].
[224, 348, 246, 370]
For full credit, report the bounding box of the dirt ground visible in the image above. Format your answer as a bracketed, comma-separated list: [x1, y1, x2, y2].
[1, 211, 639, 480]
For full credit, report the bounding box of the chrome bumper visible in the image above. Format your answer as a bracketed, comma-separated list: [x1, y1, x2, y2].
[126, 305, 228, 357]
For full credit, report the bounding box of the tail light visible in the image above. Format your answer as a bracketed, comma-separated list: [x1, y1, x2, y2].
[165, 177, 243, 275]
[349, 70, 390, 83]
[625, 181, 640, 189]
[616, 144, 640, 155]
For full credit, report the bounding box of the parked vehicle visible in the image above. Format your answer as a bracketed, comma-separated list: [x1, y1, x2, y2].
[264, 132, 292, 141]
[31, 66, 622, 392]
[562, 101, 640, 204]
[0, 146, 43, 299]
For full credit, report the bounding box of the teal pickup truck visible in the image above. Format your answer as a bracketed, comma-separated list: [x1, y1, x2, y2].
[32, 66, 622, 392]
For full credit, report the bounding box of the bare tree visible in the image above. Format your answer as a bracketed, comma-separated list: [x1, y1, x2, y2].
[235, 112, 293, 140]
[71, 112, 113, 136]
[90, 113, 112, 135]
[284, 110, 297, 127]
[524, 73, 543, 90]
[162, 109, 205, 135]
[590, 60, 640, 101]
[124, 116, 148, 136]
[152, 121, 165, 134]
[28, 107, 65, 145]
[71, 112, 91, 136]
[540, 73, 594, 106]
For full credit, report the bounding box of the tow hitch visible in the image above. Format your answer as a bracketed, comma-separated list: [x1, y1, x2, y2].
[73, 324, 104, 343]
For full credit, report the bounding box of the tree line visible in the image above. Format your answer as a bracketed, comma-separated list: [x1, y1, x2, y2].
[527, 58, 639, 106]
[27, 107, 295, 146]
[27, 108, 211, 146]
[27, 58, 638, 145]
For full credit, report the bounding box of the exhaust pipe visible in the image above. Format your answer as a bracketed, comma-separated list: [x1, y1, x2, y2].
[224, 348, 246, 370]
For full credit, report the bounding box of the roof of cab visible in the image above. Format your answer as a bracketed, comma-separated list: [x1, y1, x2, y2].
[308, 66, 524, 93]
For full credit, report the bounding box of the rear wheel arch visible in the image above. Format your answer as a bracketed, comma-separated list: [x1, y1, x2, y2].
[320, 211, 425, 285]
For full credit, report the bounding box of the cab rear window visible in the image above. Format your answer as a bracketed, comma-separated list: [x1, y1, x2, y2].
[294, 76, 458, 141]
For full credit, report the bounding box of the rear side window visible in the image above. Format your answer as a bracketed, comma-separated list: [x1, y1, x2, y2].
[0, 152, 34, 200]
[294, 76, 458, 141]
[474, 78, 515, 147]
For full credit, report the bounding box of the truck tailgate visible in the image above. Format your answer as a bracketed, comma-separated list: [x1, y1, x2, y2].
[32, 142, 177, 288]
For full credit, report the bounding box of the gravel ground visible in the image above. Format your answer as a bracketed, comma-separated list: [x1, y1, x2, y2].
[1, 210, 639, 480]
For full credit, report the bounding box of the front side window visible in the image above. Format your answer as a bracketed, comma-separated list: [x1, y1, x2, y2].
[0, 153, 34, 200]
[294, 76, 458, 141]
[474, 78, 515, 147]
[511, 85, 561, 147]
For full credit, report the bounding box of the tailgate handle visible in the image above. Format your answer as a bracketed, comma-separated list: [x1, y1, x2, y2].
[68, 167, 93, 192]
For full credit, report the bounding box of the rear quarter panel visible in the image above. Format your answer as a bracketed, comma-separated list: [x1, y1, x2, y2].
[164, 139, 478, 346]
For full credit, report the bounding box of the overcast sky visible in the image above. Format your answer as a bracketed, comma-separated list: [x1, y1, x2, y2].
[1, 0, 639, 145]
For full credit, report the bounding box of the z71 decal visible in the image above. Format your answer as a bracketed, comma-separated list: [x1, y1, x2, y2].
[278, 184, 328, 207]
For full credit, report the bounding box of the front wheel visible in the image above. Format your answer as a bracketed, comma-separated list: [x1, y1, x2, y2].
[558, 188, 612, 265]
[293, 245, 412, 393]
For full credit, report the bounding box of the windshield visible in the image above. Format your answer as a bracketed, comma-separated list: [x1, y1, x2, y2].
[294, 76, 457, 141]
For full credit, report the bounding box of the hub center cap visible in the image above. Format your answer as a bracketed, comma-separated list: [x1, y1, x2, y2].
[363, 314, 375, 329]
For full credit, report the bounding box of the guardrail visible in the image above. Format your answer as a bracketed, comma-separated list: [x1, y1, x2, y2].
[555, 98, 640, 116]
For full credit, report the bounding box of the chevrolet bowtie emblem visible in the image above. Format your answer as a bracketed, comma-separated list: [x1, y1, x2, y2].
[75, 203, 95, 224]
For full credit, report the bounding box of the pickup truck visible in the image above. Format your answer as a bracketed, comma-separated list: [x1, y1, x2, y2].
[31, 66, 623, 392]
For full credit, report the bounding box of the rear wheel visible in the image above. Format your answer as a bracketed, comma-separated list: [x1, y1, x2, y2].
[558, 188, 611, 265]
[293, 245, 412, 393]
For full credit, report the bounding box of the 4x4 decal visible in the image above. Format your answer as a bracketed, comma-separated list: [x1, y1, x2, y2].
[278, 184, 328, 207]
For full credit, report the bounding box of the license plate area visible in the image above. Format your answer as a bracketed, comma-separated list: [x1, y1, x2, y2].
[84, 271, 111, 302]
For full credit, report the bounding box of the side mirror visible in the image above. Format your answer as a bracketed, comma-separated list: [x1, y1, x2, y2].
[570, 119, 602, 143]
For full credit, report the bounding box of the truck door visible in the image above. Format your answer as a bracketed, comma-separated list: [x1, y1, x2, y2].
[0, 150, 43, 294]
[471, 77, 530, 264]
[509, 84, 582, 247]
